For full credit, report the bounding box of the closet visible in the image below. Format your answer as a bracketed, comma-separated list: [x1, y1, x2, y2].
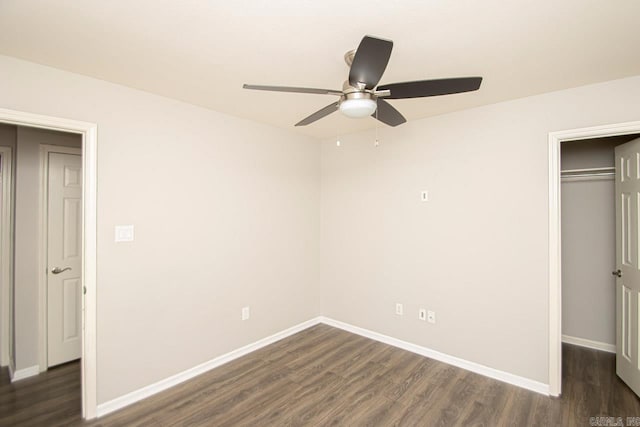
[560, 135, 639, 350]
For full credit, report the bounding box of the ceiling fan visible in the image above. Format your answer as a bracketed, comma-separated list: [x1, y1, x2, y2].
[243, 35, 482, 127]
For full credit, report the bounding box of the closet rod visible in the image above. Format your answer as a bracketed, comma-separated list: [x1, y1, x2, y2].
[560, 166, 615, 174]
[561, 172, 615, 179]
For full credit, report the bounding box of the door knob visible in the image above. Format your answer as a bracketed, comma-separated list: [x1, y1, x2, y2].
[612, 269, 622, 278]
[51, 267, 72, 275]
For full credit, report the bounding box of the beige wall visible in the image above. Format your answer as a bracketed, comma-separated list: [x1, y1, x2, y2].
[560, 135, 635, 170]
[2, 50, 640, 402]
[561, 176, 615, 345]
[320, 75, 640, 384]
[0, 55, 321, 402]
[13, 127, 81, 370]
[0, 123, 17, 150]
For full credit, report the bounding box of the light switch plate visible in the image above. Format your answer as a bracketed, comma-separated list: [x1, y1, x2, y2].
[421, 190, 429, 202]
[115, 225, 134, 242]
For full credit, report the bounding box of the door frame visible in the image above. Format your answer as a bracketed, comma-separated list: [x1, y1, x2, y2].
[0, 146, 13, 369]
[0, 108, 97, 419]
[38, 145, 82, 372]
[548, 120, 640, 397]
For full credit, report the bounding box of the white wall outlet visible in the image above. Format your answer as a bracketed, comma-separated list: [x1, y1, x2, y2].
[114, 225, 134, 242]
[418, 308, 427, 321]
[427, 310, 436, 324]
[242, 306, 250, 321]
[396, 303, 404, 316]
[421, 190, 429, 202]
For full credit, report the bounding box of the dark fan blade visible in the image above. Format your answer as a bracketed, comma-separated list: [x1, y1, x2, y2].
[348, 36, 393, 90]
[373, 99, 406, 127]
[295, 102, 339, 126]
[243, 84, 342, 96]
[378, 77, 482, 99]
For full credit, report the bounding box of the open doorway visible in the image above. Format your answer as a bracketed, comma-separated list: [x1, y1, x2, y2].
[560, 135, 637, 353]
[0, 142, 13, 371]
[549, 120, 640, 397]
[0, 108, 97, 419]
[1, 125, 82, 406]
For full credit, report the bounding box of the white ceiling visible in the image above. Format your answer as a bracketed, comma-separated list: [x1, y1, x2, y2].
[1, 1, 639, 139]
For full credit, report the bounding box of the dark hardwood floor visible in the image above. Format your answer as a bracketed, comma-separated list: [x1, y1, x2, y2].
[0, 359, 82, 426]
[1, 324, 639, 426]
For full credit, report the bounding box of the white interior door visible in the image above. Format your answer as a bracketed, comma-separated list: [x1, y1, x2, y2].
[47, 151, 82, 367]
[615, 137, 640, 396]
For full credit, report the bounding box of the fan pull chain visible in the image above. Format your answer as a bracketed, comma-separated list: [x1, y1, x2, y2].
[374, 100, 380, 147]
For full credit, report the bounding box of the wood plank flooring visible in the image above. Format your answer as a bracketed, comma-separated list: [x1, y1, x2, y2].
[1, 324, 639, 426]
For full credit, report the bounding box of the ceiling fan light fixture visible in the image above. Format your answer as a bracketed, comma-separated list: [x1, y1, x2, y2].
[339, 97, 377, 118]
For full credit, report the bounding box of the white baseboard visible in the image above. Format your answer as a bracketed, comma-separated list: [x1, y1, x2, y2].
[96, 317, 323, 417]
[320, 317, 550, 396]
[97, 315, 552, 418]
[562, 334, 616, 353]
[11, 365, 40, 382]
